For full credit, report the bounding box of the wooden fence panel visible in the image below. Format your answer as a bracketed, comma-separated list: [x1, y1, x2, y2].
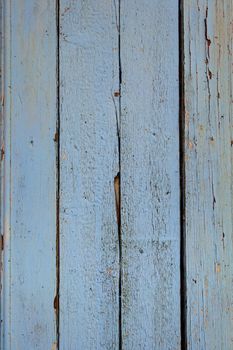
[59, 1, 120, 349]
[2, 1, 57, 349]
[1, 1, 233, 349]
[120, 1, 180, 348]
[184, 1, 233, 348]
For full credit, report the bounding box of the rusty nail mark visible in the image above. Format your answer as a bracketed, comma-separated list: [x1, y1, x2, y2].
[114, 173, 120, 226]
[215, 263, 221, 273]
[1, 145, 4, 161]
[206, 37, 211, 48]
[208, 69, 212, 79]
[114, 91, 120, 97]
[53, 294, 58, 310]
[54, 132, 58, 142]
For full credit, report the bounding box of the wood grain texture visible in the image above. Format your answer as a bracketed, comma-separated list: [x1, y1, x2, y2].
[184, 1, 233, 349]
[59, 1, 120, 349]
[2, 1, 57, 349]
[120, 1, 180, 348]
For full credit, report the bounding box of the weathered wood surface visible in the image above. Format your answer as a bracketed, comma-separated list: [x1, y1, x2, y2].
[2, 1, 57, 349]
[1, 1, 233, 349]
[184, 1, 233, 349]
[120, 1, 180, 348]
[59, 1, 120, 349]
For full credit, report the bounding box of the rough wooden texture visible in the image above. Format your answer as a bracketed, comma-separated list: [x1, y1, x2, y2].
[2, 1, 57, 349]
[59, 1, 120, 349]
[120, 1, 180, 348]
[2, 1, 233, 348]
[184, 1, 233, 348]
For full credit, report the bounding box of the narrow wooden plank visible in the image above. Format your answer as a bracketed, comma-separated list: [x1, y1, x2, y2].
[2, 1, 57, 349]
[0, 0, 4, 344]
[120, 1, 180, 348]
[184, 1, 233, 348]
[59, 1, 119, 349]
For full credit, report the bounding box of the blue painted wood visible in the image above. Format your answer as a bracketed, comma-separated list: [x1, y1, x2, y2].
[184, 1, 233, 348]
[120, 1, 180, 348]
[59, 1, 120, 349]
[2, 2, 232, 348]
[0, 1, 4, 345]
[2, 1, 57, 349]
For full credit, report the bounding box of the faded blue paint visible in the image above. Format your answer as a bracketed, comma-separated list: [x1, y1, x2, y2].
[1, 1, 233, 349]
[120, 1, 180, 349]
[184, 1, 233, 349]
[2, 1, 57, 349]
[59, 1, 120, 349]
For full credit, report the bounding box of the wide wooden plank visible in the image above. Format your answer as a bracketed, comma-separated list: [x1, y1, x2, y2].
[184, 1, 233, 348]
[59, 1, 120, 349]
[120, 1, 180, 348]
[2, 1, 57, 349]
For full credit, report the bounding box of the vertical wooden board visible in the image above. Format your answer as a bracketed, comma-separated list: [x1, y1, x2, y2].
[120, 1, 180, 349]
[0, 0, 4, 343]
[2, 1, 57, 349]
[59, 1, 119, 349]
[184, 1, 233, 349]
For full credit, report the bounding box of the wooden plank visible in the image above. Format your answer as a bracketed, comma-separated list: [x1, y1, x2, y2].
[59, 1, 120, 349]
[184, 1, 233, 348]
[120, 1, 180, 348]
[0, 0, 4, 344]
[2, 1, 57, 349]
